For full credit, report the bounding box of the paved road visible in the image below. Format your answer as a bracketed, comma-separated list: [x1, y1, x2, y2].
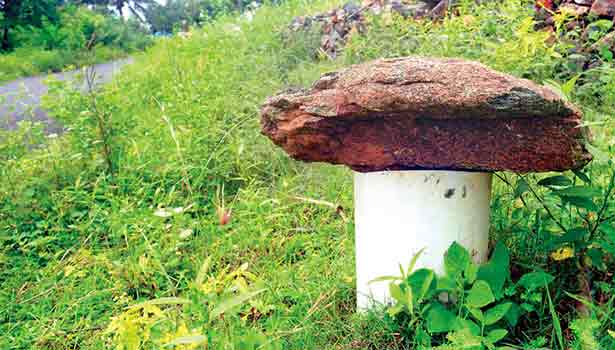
[0, 58, 133, 134]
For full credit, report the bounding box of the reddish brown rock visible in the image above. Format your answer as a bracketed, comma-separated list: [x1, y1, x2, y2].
[591, 0, 615, 17]
[560, 3, 590, 16]
[260, 57, 592, 173]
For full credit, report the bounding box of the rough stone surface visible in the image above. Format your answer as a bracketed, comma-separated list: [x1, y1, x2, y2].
[261, 57, 592, 173]
[560, 3, 591, 15]
[591, 0, 615, 16]
[285, 0, 447, 58]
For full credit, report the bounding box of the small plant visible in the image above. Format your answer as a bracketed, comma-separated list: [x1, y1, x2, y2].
[107, 259, 269, 350]
[379, 242, 560, 349]
[368, 248, 435, 347]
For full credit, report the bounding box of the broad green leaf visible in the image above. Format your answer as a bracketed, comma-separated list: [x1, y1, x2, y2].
[436, 276, 456, 291]
[504, 302, 522, 327]
[456, 317, 481, 336]
[408, 268, 436, 302]
[548, 227, 588, 248]
[485, 329, 508, 344]
[517, 271, 554, 291]
[587, 248, 606, 270]
[465, 261, 478, 284]
[211, 289, 265, 318]
[599, 223, 615, 240]
[466, 280, 495, 308]
[589, 19, 614, 32]
[560, 196, 598, 211]
[521, 302, 535, 313]
[484, 302, 512, 325]
[599, 238, 615, 256]
[444, 242, 470, 279]
[537, 175, 572, 187]
[573, 169, 591, 184]
[129, 297, 191, 309]
[426, 303, 458, 333]
[514, 177, 529, 198]
[165, 335, 208, 347]
[553, 186, 601, 198]
[446, 328, 483, 346]
[468, 307, 483, 322]
[389, 283, 404, 303]
[415, 327, 432, 347]
[387, 303, 404, 317]
[477, 241, 509, 298]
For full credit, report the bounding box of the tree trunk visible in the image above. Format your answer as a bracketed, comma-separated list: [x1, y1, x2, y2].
[1, 26, 10, 51]
[116, 1, 124, 18]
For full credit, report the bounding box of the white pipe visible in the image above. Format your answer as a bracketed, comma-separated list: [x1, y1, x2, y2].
[354, 170, 492, 310]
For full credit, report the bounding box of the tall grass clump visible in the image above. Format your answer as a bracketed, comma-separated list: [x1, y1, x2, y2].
[2, 0, 615, 349]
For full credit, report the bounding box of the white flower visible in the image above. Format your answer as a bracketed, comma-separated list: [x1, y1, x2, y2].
[173, 207, 184, 214]
[154, 208, 173, 218]
[179, 229, 193, 239]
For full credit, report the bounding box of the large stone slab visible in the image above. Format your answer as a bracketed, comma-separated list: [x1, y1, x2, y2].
[261, 57, 592, 172]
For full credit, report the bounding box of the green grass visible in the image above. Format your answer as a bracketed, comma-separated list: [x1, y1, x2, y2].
[2, 0, 615, 348]
[0, 46, 132, 84]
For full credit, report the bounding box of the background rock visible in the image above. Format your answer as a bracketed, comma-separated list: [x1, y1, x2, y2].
[284, 0, 445, 58]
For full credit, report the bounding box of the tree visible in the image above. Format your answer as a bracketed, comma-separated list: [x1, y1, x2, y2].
[144, 0, 190, 34]
[0, 0, 60, 50]
[75, 0, 154, 22]
[143, 0, 252, 35]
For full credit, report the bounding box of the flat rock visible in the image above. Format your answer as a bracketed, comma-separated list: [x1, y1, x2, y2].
[261, 57, 592, 172]
[591, 0, 615, 16]
[560, 3, 591, 15]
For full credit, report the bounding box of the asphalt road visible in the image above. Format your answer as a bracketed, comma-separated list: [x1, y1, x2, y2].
[0, 58, 133, 134]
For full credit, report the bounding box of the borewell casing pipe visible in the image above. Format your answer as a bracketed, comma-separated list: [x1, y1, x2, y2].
[354, 170, 492, 310]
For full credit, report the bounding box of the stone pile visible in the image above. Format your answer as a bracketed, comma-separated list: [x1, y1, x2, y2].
[536, 0, 615, 17]
[536, 0, 615, 69]
[287, 0, 449, 58]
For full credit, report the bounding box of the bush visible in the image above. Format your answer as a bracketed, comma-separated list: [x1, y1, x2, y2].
[0, 5, 152, 83]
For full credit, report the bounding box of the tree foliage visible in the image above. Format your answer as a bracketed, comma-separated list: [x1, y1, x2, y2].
[0, 0, 60, 50]
[143, 0, 256, 35]
[75, 0, 155, 22]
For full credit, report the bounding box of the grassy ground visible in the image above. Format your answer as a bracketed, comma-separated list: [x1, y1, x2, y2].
[2, 0, 615, 349]
[0, 46, 132, 84]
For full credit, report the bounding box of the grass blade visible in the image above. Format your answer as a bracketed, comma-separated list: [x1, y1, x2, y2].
[546, 286, 564, 350]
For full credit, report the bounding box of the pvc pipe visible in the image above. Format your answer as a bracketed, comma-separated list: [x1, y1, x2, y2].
[354, 170, 492, 310]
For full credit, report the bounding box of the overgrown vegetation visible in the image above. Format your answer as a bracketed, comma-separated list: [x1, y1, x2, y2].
[0, 2, 151, 83]
[0, 0, 271, 83]
[2, 0, 615, 348]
